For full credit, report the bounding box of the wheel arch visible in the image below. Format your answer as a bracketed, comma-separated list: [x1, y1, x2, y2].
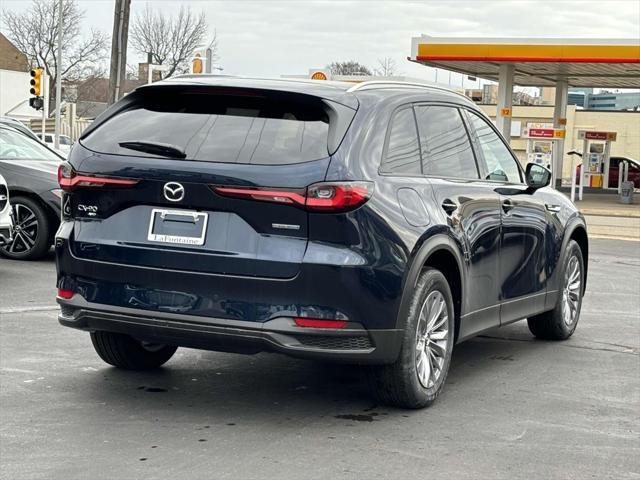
[395, 233, 465, 342]
[567, 222, 589, 291]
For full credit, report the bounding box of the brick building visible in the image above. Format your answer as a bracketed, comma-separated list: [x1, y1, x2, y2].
[0, 33, 29, 72]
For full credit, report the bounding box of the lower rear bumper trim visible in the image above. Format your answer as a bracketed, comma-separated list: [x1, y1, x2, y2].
[57, 298, 403, 365]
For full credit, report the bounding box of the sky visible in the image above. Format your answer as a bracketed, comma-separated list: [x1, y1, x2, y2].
[2, 0, 640, 88]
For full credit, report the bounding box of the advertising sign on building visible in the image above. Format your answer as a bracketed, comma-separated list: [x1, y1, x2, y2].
[578, 130, 617, 141]
[527, 128, 555, 138]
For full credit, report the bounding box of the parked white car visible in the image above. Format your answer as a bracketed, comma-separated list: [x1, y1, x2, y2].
[0, 173, 13, 247]
[37, 133, 73, 156]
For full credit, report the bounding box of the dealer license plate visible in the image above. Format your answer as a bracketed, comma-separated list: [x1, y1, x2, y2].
[147, 208, 208, 246]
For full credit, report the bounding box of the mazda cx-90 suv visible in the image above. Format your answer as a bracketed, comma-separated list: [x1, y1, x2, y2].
[55, 77, 588, 408]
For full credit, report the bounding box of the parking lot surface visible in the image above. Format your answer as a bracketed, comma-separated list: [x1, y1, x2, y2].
[1, 239, 638, 480]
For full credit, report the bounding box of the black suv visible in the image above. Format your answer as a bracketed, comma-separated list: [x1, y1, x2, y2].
[56, 78, 588, 408]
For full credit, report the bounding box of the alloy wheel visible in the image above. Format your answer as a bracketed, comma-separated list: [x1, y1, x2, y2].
[415, 290, 450, 389]
[562, 254, 582, 326]
[5, 203, 39, 255]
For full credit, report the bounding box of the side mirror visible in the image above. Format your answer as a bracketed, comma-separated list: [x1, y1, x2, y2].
[525, 163, 551, 190]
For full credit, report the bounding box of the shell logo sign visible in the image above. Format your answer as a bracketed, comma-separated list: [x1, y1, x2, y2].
[192, 53, 203, 74]
[310, 71, 328, 80]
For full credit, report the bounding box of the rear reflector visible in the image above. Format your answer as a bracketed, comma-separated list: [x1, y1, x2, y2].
[294, 317, 347, 329]
[212, 182, 373, 213]
[58, 163, 139, 191]
[57, 289, 74, 299]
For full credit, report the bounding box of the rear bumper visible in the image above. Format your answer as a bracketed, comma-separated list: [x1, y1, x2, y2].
[57, 296, 403, 364]
[55, 220, 405, 331]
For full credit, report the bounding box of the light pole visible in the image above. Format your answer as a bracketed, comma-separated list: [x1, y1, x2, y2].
[54, 0, 63, 150]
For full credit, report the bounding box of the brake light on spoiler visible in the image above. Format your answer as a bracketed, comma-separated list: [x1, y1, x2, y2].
[212, 182, 373, 213]
[58, 163, 139, 190]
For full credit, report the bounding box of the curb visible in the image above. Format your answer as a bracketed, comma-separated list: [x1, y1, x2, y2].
[580, 209, 640, 218]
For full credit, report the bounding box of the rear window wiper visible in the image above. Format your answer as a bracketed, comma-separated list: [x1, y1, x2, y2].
[118, 141, 187, 159]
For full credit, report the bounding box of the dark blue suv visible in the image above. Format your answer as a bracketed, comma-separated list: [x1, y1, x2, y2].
[56, 77, 588, 408]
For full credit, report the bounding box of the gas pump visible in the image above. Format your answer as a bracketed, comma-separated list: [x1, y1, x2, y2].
[523, 123, 560, 172]
[586, 142, 605, 186]
[571, 130, 617, 201]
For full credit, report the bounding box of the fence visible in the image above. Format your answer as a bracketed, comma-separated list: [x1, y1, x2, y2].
[28, 103, 92, 141]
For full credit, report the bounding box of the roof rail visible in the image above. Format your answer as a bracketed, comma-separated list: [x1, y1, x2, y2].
[346, 80, 465, 97]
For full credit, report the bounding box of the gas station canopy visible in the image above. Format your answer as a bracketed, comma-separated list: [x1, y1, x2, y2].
[410, 37, 640, 88]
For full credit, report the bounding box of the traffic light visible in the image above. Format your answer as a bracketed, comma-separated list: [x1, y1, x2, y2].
[29, 97, 44, 111]
[30, 68, 43, 96]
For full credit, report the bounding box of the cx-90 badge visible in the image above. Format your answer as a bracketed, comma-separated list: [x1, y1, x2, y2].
[163, 182, 185, 202]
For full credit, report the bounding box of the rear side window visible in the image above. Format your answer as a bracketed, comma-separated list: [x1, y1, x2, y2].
[380, 108, 421, 175]
[414, 105, 479, 179]
[81, 89, 332, 165]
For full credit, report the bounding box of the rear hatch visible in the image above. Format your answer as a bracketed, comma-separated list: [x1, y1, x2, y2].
[65, 84, 356, 279]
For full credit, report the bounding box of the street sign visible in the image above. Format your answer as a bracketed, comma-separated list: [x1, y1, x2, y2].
[500, 107, 511, 116]
[553, 129, 566, 139]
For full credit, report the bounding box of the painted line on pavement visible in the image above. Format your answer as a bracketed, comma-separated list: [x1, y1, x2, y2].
[589, 234, 639, 242]
[0, 305, 59, 314]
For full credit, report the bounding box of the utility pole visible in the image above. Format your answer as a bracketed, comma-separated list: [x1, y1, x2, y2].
[108, 0, 131, 105]
[54, 0, 63, 150]
[41, 74, 47, 138]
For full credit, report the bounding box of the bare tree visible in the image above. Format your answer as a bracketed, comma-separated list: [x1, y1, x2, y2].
[327, 61, 372, 76]
[3, 0, 109, 109]
[130, 5, 218, 78]
[374, 57, 398, 77]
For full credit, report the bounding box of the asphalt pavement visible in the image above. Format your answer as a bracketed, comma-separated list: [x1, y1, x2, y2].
[1, 239, 638, 480]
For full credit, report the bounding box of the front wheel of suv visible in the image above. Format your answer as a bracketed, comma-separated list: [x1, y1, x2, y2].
[368, 268, 455, 409]
[527, 240, 584, 340]
[90, 331, 178, 370]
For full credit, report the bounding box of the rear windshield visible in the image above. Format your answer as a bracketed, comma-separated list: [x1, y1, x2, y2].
[81, 89, 331, 165]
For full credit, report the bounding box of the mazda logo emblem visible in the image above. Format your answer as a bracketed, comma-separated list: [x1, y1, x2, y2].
[163, 182, 185, 202]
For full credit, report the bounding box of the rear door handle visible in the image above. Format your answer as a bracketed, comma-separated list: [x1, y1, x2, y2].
[502, 199, 515, 213]
[441, 199, 458, 216]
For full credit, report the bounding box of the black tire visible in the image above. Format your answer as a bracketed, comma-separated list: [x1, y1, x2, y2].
[527, 240, 584, 340]
[90, 331, 177, 370]
[0, 196, 51, 260]
[368, 268, 455, 409]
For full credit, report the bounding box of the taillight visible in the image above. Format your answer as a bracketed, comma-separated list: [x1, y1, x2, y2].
[58, 163, 139, 191]
[305, 182, 372, 212]
[212, 186, 306, 206]
[294, 317, 347, 329]
[212, 182, 373, 213]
